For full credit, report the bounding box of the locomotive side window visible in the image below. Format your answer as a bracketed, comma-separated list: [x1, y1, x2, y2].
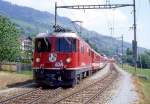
[35, 38, 51, 52]
[81, 46, 84, 54]
[56, 38, 76, 52]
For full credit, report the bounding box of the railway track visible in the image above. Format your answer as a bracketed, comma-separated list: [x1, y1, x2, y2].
[0, 64, 118, 104]
[50, 64, 118, 104]
[0, 87, 62, 104]
[0, 88, 41, 104]
[0, 82, 36, 101]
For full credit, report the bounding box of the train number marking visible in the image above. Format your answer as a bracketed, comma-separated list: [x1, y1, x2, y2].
[55, 60, 63, 67]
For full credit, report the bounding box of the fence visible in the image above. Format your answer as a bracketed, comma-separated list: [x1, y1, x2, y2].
[0, 62, 32, 72]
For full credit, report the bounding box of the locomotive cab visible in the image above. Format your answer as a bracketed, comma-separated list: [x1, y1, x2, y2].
[33, 32, 79, 87]
[32, 32, 105, 87]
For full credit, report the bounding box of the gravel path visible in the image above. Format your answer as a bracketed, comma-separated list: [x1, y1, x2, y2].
[109, 65, 139, 104]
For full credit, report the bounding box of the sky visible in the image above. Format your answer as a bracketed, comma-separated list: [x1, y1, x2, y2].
[3, 0, 150, 49]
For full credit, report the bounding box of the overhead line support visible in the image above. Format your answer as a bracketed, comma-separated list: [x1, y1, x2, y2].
[54, 1, 137, 72]
[57, 4, 133, 9]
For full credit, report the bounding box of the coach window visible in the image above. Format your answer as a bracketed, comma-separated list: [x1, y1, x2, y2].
[35, 38, 51, 52]
[81, 46, 84, 54]
[56, 38, 76, 52]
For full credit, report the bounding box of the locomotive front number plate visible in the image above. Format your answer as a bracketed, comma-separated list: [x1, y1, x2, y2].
[55, 60, 64, 68]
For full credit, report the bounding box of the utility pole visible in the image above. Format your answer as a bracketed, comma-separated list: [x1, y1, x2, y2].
[121, 35, 124, 69]
[110, 27, 113, 36]
[139, 54, 142, 70]
[132, 0, 137, 74]
[106, 0, 110, 5]
[54, 2, 57, 31]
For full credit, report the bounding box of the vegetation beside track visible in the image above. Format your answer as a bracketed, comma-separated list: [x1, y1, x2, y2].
[123, 64, 150, 104]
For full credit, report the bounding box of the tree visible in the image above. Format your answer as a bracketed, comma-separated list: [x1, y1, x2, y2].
[125, 48, 133, 65]
[0, 16, 20, 62]
[126, 48, 132, 55]
[139, 51, 150, 68]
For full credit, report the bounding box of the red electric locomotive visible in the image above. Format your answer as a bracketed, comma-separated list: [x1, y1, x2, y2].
[32, 32, 106, 87]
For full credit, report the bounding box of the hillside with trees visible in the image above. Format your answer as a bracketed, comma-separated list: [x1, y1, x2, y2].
[0, 0, 147, 56]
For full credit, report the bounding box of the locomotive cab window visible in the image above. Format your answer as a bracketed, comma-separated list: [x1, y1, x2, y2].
[56, 38, 76, 52]
[35, 38, 51, 52]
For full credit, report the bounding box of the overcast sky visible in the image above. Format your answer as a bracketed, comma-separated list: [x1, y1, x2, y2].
[3, 0, 150, 49]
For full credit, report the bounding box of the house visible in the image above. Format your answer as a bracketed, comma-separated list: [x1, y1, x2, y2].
[20, 36, 33, 61]
[20, 36, 32, 51]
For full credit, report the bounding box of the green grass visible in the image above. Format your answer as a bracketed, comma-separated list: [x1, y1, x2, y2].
[123, 64, 150, 78]
[19, 70, 33, 76]
[123, 64, 150, 104]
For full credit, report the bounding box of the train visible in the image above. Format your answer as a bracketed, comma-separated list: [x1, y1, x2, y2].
[32, 32, 114, 87]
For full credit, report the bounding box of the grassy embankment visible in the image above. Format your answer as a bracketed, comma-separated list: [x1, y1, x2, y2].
[123, 64, 150, 104]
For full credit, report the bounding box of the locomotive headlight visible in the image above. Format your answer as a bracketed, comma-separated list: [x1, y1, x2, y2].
[66, 57, 71, 64]
[36, 58, 40, 63]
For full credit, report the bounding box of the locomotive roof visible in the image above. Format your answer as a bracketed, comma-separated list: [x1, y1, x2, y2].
[36, 33, 49, 38]
[36, 32, 104, 57]
[36, 32, 80, 39]
[52, 32, 81, 39]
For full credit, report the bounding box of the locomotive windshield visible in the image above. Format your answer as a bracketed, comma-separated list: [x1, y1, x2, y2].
[35, 38, 51, 52]
[56, 38, 76, 52]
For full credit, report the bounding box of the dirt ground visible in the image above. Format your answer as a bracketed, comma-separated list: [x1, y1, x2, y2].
[0, 71, 32, 90]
